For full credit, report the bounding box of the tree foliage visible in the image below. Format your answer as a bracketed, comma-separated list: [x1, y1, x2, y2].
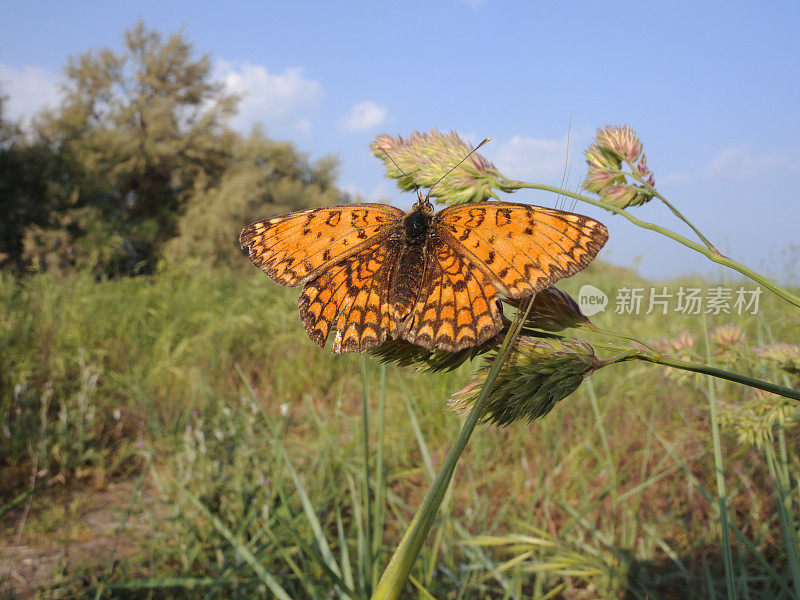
[0, 92, 68, 270]
[2, 21, 342, 276]
[165, 128, 341, 270]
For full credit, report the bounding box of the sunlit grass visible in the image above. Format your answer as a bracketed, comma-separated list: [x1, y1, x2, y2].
[1, 262, 798, 598]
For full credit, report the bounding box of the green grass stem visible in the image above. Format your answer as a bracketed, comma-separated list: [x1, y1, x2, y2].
[371, 299, 535, 599]
[372, 363, 388, 590]
[766, 428, 800, 591]
[703, 317, 738, 600]
[184, 492, 295, 600]
[508, 181, 800, 309]
[608, 351, 800, 401]
[359, 356, 374, 594]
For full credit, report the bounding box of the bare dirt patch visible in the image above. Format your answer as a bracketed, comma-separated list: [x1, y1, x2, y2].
[1, 479, 166, 599]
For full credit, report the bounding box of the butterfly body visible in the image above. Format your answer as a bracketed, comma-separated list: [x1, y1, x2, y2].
[402, 205, 433, 245]
[241, 195, 608, 354]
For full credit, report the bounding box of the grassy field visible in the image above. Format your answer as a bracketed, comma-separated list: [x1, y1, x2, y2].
[1, 261, 799, 599]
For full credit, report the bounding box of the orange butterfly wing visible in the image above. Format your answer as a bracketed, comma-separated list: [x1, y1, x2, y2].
[242, 200, 608, 354]
[400, 239, 504, 352]
[240, 203, 404, 286]
[434, 202, 608, 298]
[299, 237, 404, 354]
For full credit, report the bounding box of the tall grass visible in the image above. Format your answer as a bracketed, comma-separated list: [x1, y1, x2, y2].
[1, 262, 798, 598]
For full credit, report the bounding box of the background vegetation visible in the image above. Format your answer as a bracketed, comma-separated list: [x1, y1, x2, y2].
[1, 22, 798, 600]
[0, 22, 342, 277]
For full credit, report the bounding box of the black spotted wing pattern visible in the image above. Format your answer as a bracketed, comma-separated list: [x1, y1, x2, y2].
[240, 204, 403, 286]
[298, 237, 404, 354]
[435, 202, 609, 297]
[400, 238, 503, 352]
[241, 200, 608, 353]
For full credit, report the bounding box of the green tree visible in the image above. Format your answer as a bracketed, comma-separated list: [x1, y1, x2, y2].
[165, 127, 342, 270]
[27, 21, 239, 275]
[0, 90, 23, 267]
[6, 22, 346, 276]
[0, 90, 68, 271]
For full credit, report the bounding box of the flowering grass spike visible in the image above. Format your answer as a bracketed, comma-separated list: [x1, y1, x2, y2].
[719, 389, 800, 449]
[583, 124, 656, 208]
[449, 337, 603, 426]
[371, 129, 516, 205]
[711, 323, 746, 351]
[754, 343, 800, 377]
[505, 286, 593, 333]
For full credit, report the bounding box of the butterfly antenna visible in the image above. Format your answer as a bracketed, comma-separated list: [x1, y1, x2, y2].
[380, 147, 420, 194]
[428, 137, 492, 194]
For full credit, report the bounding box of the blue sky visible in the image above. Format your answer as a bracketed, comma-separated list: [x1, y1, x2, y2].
[1, 1, 798, 281]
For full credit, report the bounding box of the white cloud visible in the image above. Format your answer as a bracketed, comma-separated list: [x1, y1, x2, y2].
[700, 143, 796, 181]
[0, 62, 62, 125]
[490, 134, 578, 183]
[660, 143, 798, 186]
[0, 60, 321, 135]
[216, 61, 321, 133]
[340, 100, 387, 133]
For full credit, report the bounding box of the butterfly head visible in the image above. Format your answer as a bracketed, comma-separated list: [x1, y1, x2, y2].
[411, 190, 434, 216]
[404, 192, 434, 245]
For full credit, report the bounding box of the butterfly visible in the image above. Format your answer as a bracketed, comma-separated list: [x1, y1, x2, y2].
[240, 193, 608, 354]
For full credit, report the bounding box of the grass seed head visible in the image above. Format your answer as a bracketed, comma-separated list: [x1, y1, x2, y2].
[449, 337, 602, 426]
[711, 323, 746, 351]
[507, 286, 593, 332]
[719, 389, 800, 449]
[583, 124, 656, 208]
[370, 129, 515, 205]
[596, 124, 643, 163]
[754, 343, 800, 376]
